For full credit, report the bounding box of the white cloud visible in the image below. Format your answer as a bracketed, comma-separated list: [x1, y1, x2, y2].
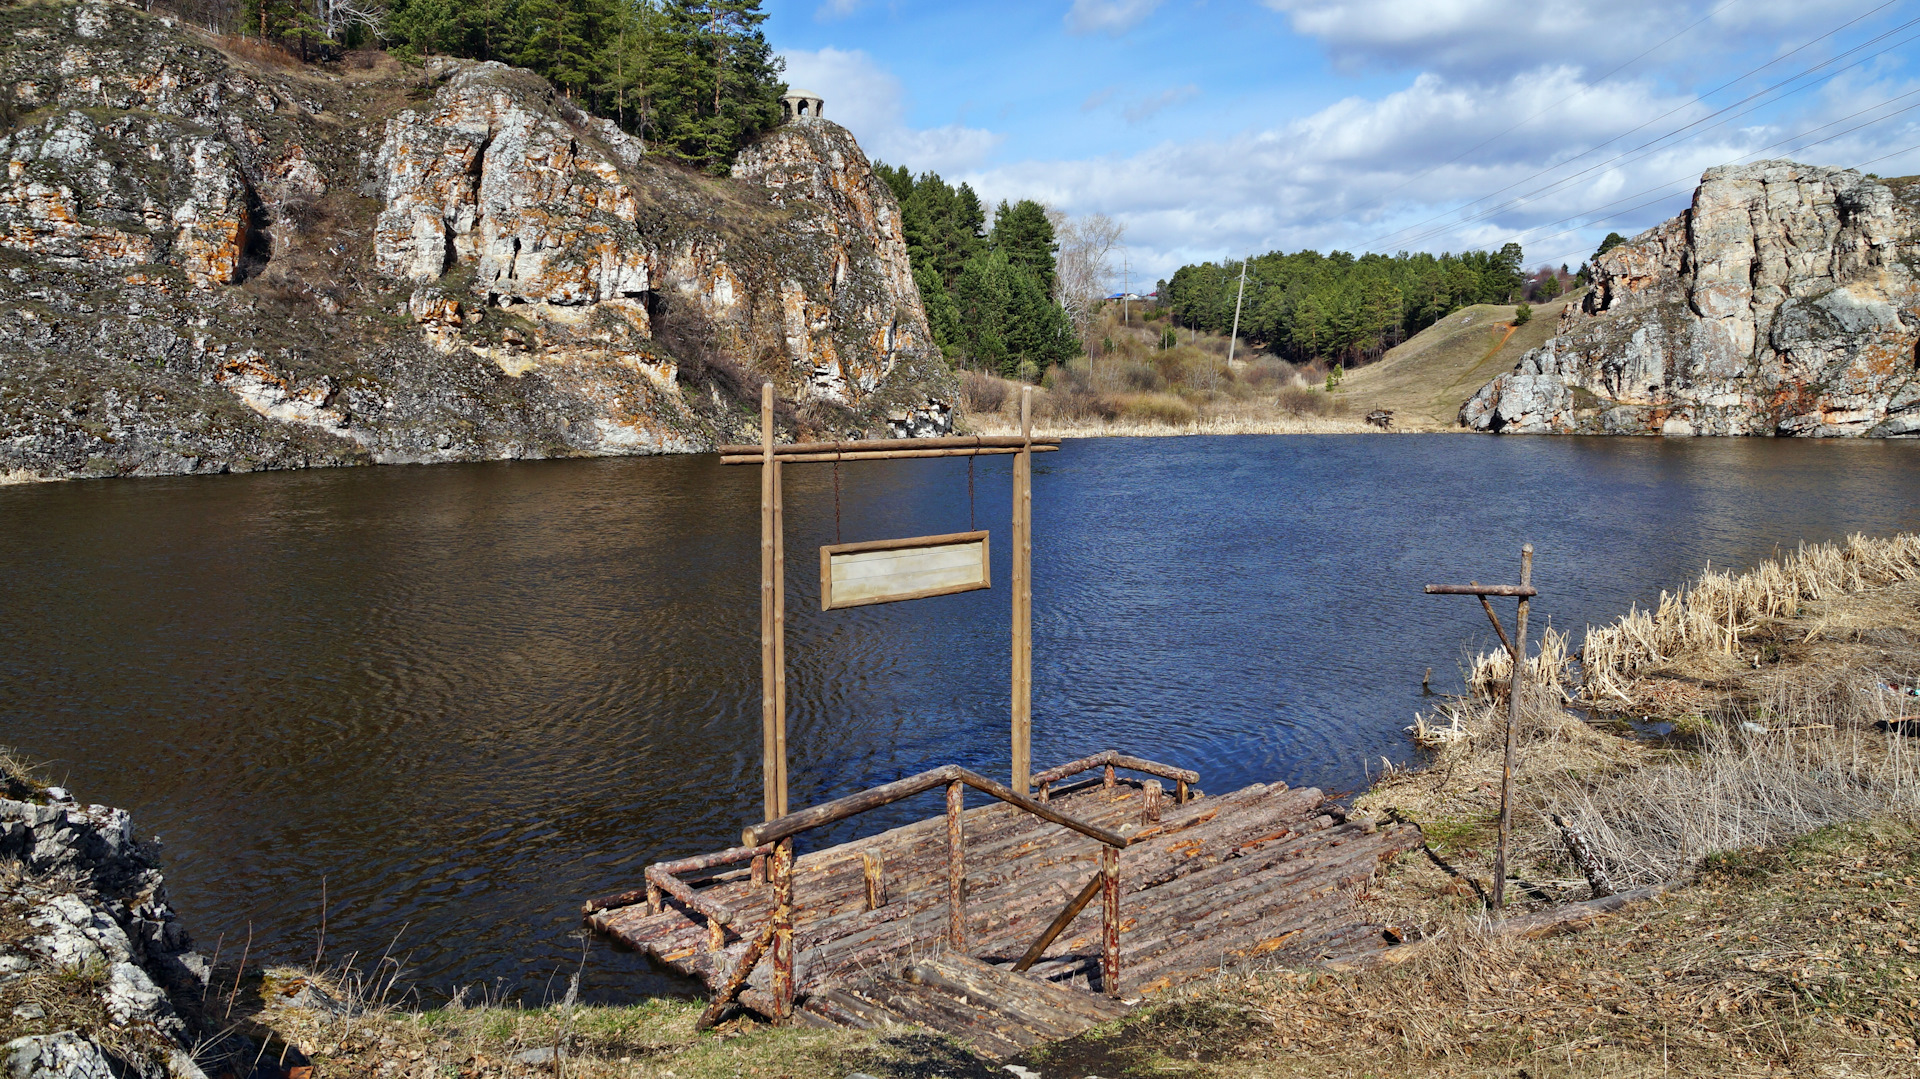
[1123, 84, 1200, 123]
[1260, 0, 1848, 77]
[1066, 0, 1164, 37]
[778, 47, 1004, 174]
[958, 63, 1920, 282]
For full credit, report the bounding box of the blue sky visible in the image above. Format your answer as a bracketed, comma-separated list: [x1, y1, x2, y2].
[763, 0, 1920, 287]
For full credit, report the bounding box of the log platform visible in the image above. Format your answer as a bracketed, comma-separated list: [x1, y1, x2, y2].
[584, 754, 1420, 1058]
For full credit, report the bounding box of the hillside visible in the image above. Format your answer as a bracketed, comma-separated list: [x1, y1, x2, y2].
[0, 2, 950, 483]
[1337, 292, 1584, 430]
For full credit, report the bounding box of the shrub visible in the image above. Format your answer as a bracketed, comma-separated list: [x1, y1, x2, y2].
[1122, 393, 1198, 426]
[1046, 388, 1121, 422]
[959, 369, 1009, 414]
[1514, 303, 1533, 327]
[1276, 385, 1330, 417]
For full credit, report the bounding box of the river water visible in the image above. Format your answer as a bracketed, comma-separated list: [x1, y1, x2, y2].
[4, 435, 1918, 1002]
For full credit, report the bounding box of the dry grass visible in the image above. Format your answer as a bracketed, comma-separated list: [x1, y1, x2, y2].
[1575, 533, 1920, 702]
[958, 305, 1381, 437]
[1, 745, 45, 800]
[1337, 292, 1584, 431]
[224, 961, 992, 1079]
[1032, 819, 1919, 1077]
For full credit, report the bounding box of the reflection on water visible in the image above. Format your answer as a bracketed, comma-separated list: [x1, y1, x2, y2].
[3, 435, 1918, 1001]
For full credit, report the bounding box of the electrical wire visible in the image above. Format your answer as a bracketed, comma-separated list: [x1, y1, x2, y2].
[1372, 10, 1920, 253]
[1362, 0, 1912, 252]
[1508, 86, 1920, 257]
[1362, 0, 1744, 208]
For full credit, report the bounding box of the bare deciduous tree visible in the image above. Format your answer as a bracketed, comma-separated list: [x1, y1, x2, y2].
[316, 0, 384, 42]
[1052, 211, 1125, 347]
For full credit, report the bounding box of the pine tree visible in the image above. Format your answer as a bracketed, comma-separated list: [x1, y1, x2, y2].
[989, 199, 1057, 294]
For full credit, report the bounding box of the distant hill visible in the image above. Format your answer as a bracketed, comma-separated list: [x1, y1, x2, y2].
[1337, 291, 1585, 431]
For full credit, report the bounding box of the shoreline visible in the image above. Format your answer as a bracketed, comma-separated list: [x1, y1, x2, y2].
[7, 538, 1917, 1076]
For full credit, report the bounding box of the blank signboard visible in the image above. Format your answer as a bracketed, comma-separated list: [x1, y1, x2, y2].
[820, 531, 991, 610]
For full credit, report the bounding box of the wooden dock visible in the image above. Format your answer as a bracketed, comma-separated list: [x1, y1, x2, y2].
[584, 752, 1421, 1057]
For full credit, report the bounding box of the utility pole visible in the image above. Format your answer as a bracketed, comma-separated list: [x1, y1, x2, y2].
[1226, 256, 1248, 365]
[1122, 255, 1131, 326]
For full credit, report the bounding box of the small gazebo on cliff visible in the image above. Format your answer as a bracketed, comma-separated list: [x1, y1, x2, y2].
[780, 89, 825, 122]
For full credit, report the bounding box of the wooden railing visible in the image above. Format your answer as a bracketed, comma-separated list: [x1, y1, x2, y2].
[1033, 749, 1200, 806]
[615, 753, 1198, 1026]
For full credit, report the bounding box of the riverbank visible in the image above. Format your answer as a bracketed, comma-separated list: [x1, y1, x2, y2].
[8, 537, 1917, 1077]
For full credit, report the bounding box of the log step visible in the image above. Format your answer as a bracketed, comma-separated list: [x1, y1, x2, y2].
[799, 951, 1132, 1059]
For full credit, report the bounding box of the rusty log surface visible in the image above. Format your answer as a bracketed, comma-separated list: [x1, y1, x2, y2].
[587, 767, 1422, 1049]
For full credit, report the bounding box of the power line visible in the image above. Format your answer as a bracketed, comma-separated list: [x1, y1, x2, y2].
[1508, 86, 1920, 256]
[1362, 0, 1743, 209]
[1522, 98, 1920, 264]
[1362, 0, 1911, 252]
[1373, 9, 1920, 253]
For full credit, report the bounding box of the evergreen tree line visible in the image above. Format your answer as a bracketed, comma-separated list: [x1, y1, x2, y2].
[1161, 243, 1527, 367]
[874, 165, 1078, 379]
[220, 0, 783, 171]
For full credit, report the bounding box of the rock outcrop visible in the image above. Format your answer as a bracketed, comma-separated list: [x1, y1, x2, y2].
[1462, 160, 1920, 437]
[2, 782, 232, 1079]
[0, 1, 951, 482]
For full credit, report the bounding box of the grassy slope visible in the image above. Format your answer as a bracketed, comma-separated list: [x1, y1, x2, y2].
[1338, 290, 1585, 431]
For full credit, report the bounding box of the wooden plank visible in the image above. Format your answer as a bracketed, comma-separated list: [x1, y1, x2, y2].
[719, 446, 1059, 465]
[1424, 584, 1537, 597]
[855, 978, 1038, 1058]
[904, 958, 1108, 1037]
[716, 434, 1063, 456]
[821, 532, 989, 610]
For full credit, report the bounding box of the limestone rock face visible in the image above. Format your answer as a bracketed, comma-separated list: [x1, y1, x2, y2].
[1462, 161, 1920, 437]
[0, 2, 951, 482]
[2, 790, 225, 1079]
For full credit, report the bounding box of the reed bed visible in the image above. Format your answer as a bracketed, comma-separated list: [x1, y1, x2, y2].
[1454, 533, 1920, 706]
[1576, 532, 1920, 700]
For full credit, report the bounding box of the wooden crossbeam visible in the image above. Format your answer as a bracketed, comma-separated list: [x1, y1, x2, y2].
[1423, 584, 1537, 597]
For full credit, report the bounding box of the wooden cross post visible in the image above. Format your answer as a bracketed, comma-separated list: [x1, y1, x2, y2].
[1424, 543, 1535, 911]
[1011, 386, 1034, 794]
[760, 384, 788, 821]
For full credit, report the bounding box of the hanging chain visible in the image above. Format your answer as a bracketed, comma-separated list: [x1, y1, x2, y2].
[833, 457, 842, 544]
[967, 456, 975, 532]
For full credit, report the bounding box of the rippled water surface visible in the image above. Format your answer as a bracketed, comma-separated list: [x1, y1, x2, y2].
[5, 435, 1919, 1001]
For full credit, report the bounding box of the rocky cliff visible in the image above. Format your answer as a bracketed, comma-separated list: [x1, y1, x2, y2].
[2, 777, 238, 1079]
[0, 1, 950, 483]
[1462, 160, 1920, 437]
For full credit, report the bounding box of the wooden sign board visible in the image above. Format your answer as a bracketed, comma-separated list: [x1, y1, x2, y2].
[821, 531, 990, 610]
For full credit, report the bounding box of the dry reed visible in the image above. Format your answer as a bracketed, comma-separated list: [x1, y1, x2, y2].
[1575, 533, 1920, 700]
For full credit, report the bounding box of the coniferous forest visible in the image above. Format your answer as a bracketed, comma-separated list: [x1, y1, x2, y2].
[874, 166, 1077, 379]
[214, 0, 786, 171]
[1161, 244, 1527, 367]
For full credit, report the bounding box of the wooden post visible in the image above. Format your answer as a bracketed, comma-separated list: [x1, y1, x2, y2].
[1012, 386, 1033, 794]
[773, 422, 788, 819]
[862, 852, 886, 911]
[760, 384, 785, 822]
[1492, 544, 1533, 911]
[945, 780, 965, 949]
[769, 837, 794, 1020]
[1100, 844, 1120, 997]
